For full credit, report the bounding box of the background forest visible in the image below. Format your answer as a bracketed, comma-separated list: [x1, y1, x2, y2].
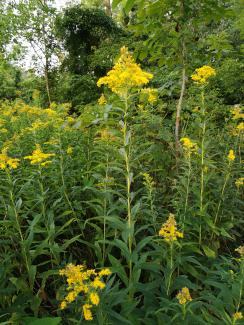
[0, 0, 243, 324]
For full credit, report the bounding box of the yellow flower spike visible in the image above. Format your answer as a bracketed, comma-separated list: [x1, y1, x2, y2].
[66, 146, 73, 155]
[83, 304, 93, 321]
[176, 287, 192, 305]
[24, 144, 55, 166]
[98, 268, 112, 277]
[227, 149, 235, 162]
[191, 65, 216, 84]
[235, 178, 244, 188]
[180, 137, 198, 156]
[231, 106, 244, 120]
[98, 94, 107, 105]
[236, 122, 244, 131]
[159, 213, 183, 242]
[0, 149, 20, 170]
[97, 46, 153, 96]
[59, 264, 110, 318]
[141, 88, 158, 104]
[89, 292, 100, 305]
[60, 301, 67, 310]
[233, 312, 243, 321]
[235, 246, 244, 258]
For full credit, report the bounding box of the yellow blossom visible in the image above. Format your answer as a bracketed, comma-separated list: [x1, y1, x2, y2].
[233, 312, 243, 321]
[0, 128, 8, 133]
[191, 65, 216, 84]
[24, 144, 55, 166]
[235, 246, 244, 257]
[231, 106, 244, 120]
[89, 292, 100, 305]
[96, 128, 116, 142]
[176, 287, 192, 305]
[180, 137, 198, 156]
[98, 268, 112, 277]
[159, 213, 183, 242]
[83, 304, 93, 321]
[91, 276, 105, 289]
[237, 122, 244, 131]
[227, 149, 235, 161]
[60, 301, 67, 310]
[97, 46, 153, 96]
[235, 178, 244, 188]
[0, 149, 20, 170]
[67, 146, 73, 155]
[141, 88, 158, 104]
[98, 94, 107, 105]
[59, 263, 110, 318]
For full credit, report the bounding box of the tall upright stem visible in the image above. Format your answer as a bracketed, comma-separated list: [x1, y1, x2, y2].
[199, 90, 205, 245]
[6, 170, 29, 273]
[123, 92, 133, 284]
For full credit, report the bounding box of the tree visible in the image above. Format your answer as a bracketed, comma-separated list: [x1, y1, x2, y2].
[112, 0, 231, 154]
[16, 0, 58, 105]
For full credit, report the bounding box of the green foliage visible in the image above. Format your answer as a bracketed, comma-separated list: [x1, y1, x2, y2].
[0, 1, 243, 324]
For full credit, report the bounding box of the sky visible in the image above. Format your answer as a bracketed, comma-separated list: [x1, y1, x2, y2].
[55, 0, 79, 9]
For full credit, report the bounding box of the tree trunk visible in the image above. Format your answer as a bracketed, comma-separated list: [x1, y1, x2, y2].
[175, 64, 186, 150]
[104, 0, 112, 17]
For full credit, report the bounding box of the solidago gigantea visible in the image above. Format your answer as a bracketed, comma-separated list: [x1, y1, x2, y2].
[98, 94, 107, 105]
[159, 213, 183, 242]
[191, 65, 216, 84]
[180, 137, 198, 156]
[24, 144, 55, 166]
[235, 178, 244, 188]
[235, 246, 244, 258]
[176, 287, 192, 305]
[227, 149, 235, 162]
[97, 46, 153, 96]
[0, 149, 20, 170]
[233, 312, 243, 321]
[59, 263, 111, 321]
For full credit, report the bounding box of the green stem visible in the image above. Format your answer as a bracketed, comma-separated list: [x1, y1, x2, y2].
[199, 90, 206, 246]
[58, 137, 76, 218]
[166, 242, 173, 296]
[182, 155, 191, 231]
[237, 260, 244, 310]
[6, 170, 29, 273]
[102, 153, 109, 266]
[213, 164, 231, 228]
[123, 91, 133, 290]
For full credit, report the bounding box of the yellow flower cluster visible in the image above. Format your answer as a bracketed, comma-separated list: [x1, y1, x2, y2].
[233, 312, 243, 321]
[66, 146, 73, 155]
[141, 172, 155, 191]
[159, 213, 183, 242]
[98, 94, 107, 105]
[231, 106, 244, 120]
[191, 65, 216, 84]
[0, 149, 20, 170]
[24, 144, 55, 166]
[141, 88, 158, 104]
[235, 246, 244, 257]
[227, 149, 235, 162]
[97, 46, 153, 96]
[95, 128, 116, 142]
[176, 287, 192, 305]
[59, 263, 111, 321]
[180, 137, 198, 156]
[235, 178, 244, 188]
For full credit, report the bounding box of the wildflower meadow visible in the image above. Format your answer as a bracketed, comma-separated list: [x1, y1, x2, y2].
[0, 0, 243, 324]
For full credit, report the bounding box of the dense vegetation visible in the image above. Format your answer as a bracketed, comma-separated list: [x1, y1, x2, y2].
[0, 0, 243, 324]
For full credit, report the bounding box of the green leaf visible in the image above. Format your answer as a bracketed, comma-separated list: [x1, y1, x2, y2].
[202, 245, 216, 258]
[23, 317, 62, 325]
